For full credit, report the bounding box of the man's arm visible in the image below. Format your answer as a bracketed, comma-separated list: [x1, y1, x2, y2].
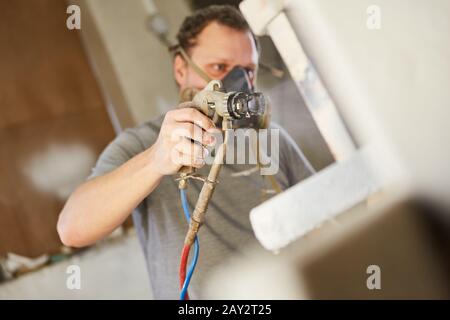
[57, 107, 218, 248]
[57, 145, 162, 247]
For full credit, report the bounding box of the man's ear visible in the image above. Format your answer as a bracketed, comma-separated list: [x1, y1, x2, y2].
[173, 54, 187, 88]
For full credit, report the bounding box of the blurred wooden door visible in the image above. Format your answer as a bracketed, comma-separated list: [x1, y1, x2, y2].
[0, 0, 115, 257]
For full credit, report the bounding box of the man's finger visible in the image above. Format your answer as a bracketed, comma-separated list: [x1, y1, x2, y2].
[171, 107, 217, 132]
[177, 151, 205, 168]
[173, 139, 207, 160]
[171, 123, 216, 146]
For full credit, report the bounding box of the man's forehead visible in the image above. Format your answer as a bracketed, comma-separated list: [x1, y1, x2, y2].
[191, 22, 258, 66]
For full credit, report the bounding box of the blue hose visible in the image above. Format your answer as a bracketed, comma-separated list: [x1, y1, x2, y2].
[179, 188, 200, 300]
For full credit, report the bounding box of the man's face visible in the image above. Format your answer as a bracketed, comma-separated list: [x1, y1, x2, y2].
[174, 21, 259, 92]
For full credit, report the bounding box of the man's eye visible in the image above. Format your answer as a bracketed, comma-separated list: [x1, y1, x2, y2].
[212, 64, 226, 72]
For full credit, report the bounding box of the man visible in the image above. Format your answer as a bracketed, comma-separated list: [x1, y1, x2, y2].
[57, 5, 313, 299]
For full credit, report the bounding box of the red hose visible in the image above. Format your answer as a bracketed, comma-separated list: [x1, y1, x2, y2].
[179, 244, 191, 300]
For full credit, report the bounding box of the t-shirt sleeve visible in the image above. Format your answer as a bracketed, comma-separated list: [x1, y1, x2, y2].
[88, 126, 154, 180]
[276, 123, 316, 187]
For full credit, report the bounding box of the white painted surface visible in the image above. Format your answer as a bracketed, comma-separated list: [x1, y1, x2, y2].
[22, 143, 95, 201]
[250, 147, 386, 251]
[286, 0, 450, 204]
[0, 233, 152, 299]
[247, 0, 450, 250]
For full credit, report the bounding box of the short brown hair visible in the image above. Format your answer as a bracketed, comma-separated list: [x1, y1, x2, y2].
[172, 5, 259, 55]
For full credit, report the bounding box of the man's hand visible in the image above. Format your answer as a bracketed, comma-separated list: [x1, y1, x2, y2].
[149, 102, 220, 175]
[57, 103, 220, 247]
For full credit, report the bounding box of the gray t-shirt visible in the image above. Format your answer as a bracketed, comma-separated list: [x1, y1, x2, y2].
[89, 115, 314, 299]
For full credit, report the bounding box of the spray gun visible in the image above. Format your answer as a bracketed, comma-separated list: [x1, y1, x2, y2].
[179, 79, 266, 244]
[177, 80, 266, 299]
[190, 79, 265, 122]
